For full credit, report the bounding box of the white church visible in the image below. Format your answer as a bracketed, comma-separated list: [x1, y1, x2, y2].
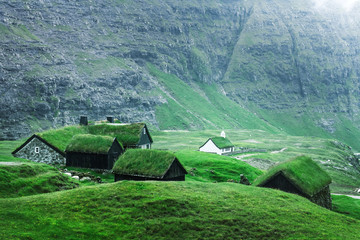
[199, 131, 235, 155]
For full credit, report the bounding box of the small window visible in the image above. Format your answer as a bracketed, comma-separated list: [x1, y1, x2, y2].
[143, 128, 146, 134]
[35, 147, 39, 153]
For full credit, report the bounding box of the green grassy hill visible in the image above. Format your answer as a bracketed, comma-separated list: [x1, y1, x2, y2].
[1, 129, 360, 239]
[1, 181, 359, 240]
[152, 129, 360, 193]
[175, 150, 262, 183]
[0, 163, 78, 198]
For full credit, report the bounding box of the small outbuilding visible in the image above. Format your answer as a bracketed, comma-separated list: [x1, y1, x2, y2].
[66, 134, 124, 170]
[199, 136, 234, 155]
[113, 149, 187, 181]
[253, 156, 332, 209]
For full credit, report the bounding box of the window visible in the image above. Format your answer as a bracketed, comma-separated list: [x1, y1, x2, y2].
[35, 147, 39, 153]
[143, 128, 146, 134]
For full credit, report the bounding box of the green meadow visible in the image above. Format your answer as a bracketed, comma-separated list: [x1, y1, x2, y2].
[1, 181, 360, 240]
[152, 129, 360, 193]
[1, 128, 360, 239]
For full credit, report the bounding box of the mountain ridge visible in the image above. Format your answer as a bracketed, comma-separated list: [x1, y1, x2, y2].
[1, 0, 360, 150]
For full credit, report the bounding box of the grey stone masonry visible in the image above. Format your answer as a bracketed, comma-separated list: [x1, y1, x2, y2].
[13, 137, 65, 165]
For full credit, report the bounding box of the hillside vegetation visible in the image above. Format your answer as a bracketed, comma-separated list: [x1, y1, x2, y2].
[1, 129, 360, 238]
[0, 163, 77, 198]
[1, 181, 360, 240]
[152, 129, 360, 193]
[2, 0, 360, 154]
[175, 150, 262, 183]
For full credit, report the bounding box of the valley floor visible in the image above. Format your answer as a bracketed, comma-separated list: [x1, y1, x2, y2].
[1, 129, 360, 239]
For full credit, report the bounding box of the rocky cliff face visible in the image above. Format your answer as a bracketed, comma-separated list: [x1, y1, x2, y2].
[1, 0, 360, 149]
[0, 0, 249, 139]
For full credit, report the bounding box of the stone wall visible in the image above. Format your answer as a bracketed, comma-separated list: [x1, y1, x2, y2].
[309, 185, 332, 210]
[14, 137, 65, 165]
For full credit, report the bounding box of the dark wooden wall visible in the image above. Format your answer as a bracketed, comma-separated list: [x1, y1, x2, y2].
[66, 152, 109, 169]
[108, 140, 124, 169]
[262, 172, 303, 196]
[138, 126, 152, 145]
[163, 159, 187, 179]
[114, 174, 185, 182]
[261, 172, 332, 209]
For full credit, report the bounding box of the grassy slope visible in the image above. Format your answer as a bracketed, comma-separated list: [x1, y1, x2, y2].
[1, 133, 360, 238]
[0, 163, 78, 198]
[1, 181, 360, 240]
[175, 150, 262, 183]
[1, 139, 262, 193]
[148, 64, 280, 133]
[151, 129, 360, 193]
[332, 195, 360, 221]
[148, 63, 360, 152]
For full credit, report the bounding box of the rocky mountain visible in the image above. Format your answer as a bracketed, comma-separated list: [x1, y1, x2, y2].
[1, 0, 360, 149]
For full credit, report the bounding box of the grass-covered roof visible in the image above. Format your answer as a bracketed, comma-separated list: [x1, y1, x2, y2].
[87, 123, 149, 146]
[66, 134, 117, 154]
[253, 156, 332, 196]
[16, 123, 150, 154]
[37, 126, 88, 152]
[113, 149, 177, 178]
[210, 137, 234, 149]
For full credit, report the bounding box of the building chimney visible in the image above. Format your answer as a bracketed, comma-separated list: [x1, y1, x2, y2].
[107, 116, 114, 123]
[80, 116, 88, 126]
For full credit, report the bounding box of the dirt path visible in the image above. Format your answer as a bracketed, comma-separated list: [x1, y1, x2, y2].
[234, 153, 259, 160]
[271, 148, 287, 154]
[332, 193, 360, 199]
[0, 162, 23, 166]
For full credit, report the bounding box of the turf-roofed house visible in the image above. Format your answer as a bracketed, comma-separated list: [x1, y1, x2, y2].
[11, 117, 153, 167]
[87, 122, 153, 150]
[12, 134, 66, 165]
[66, 134, 124, 170]
[113, 149, 188, 181]
[253, 156, 332, 209]
[199, 132, 235, 155]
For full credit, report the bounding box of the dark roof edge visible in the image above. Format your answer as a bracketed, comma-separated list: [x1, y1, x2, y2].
[12, 134, 37, 155]
[199, 138, 234, 150]
[12, 134, 65, 157]
[173, 157, 188, 174]
[199, 138, 211, 149]
[162, 157, 188, 177]
[257, 170, 326, 198]
[114, 172, 163, 179]
[257, 171, 307, 196]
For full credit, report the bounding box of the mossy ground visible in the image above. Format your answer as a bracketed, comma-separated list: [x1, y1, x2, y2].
[332, 195, 360, 220]
[1, 129, 360, 239]
[1, 181, 360, 240]
[151, 129, 360, 193]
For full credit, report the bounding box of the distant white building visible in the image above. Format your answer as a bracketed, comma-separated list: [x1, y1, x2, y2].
[199, 135, 235, 155]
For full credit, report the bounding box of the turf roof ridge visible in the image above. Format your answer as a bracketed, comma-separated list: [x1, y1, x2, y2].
[113, 149, 177, 177]
[254, 156, 332, 196]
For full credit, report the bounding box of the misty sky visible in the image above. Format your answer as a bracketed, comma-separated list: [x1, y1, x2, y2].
[312, 0, 360, 11]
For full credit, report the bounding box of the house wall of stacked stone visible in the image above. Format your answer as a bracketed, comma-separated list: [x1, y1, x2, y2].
[13, 137, 65, 165]
[309, 185, 332, 210]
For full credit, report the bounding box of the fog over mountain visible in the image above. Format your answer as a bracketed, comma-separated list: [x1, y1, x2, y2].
[1, 0, 360, 149]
